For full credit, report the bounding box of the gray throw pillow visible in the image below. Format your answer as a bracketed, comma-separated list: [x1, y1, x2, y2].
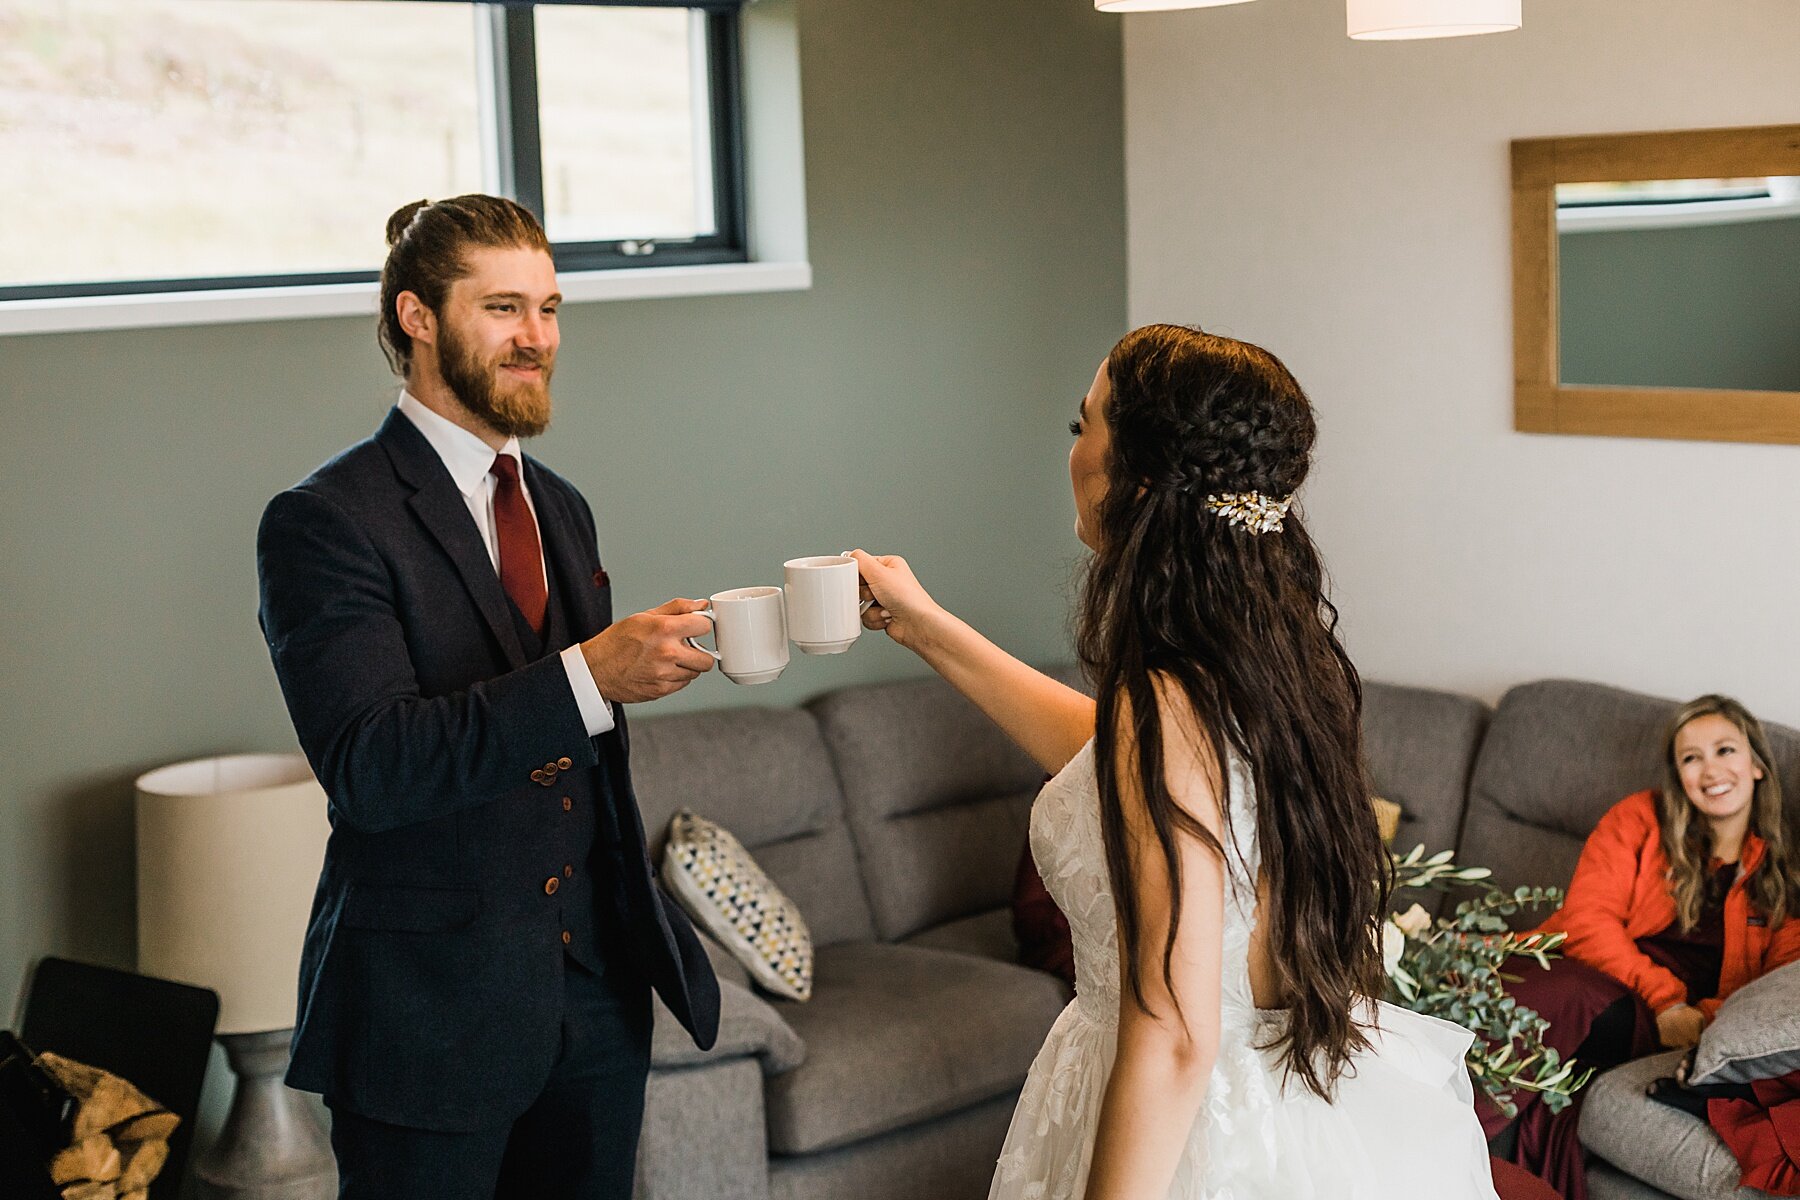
[1689, 959, 1800, 1086]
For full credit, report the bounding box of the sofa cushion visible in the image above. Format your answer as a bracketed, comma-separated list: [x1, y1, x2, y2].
[903, 907, 1019, 963]
[766, 1090, 1020, 1200]
[1588, 1159, 1686, 1200]
[651, 975, 806, 1074]
[1579, 1049, 1758, 1200]
[1690, 960, 1800, 1087]
[1371, 795, 1403, 844]
[763, 941, 1067, 1155]
[1459, 681, 1800, 915]
[1362, 682, 1489, 862]
[812, 667, 1085, 942]
[630, 706, 876, 947]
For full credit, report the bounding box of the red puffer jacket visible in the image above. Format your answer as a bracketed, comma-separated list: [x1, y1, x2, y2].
[1535, 791, 1800, 1018]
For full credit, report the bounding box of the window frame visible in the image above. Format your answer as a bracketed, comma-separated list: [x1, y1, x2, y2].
[0, 1, 748, 304]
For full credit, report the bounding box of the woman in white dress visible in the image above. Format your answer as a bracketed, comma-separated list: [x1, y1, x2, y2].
[850, 324, 1501, 1200]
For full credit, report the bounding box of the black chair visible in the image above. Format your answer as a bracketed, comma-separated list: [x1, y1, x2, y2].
[0, 1043, 62, 1200]
[17, 957, 220, 1200]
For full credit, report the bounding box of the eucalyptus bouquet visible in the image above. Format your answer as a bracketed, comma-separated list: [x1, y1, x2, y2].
[1381, 845, 1596, 1118]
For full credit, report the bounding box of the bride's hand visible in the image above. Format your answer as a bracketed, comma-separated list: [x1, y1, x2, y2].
[848, 550, 943, 653]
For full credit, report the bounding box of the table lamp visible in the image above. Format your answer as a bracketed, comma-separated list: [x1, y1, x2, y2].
[135, 754, 334, 1200]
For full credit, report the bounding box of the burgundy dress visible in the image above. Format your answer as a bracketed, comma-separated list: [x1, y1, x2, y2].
[1489, 862, 1737, 1200]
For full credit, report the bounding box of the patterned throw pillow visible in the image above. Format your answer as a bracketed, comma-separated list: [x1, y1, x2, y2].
[661, 810, 814, 1001]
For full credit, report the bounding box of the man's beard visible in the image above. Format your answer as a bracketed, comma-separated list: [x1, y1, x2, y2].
[438, 319, 555, 439]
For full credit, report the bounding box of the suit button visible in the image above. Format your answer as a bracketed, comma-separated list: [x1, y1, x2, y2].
[563, 865, 574, 879]
[530, 769, 545, 784]
[561, 931, 572, 946]
[544, 877, 560, 896]
[557, 756, 573, 770]
[562, 797, 573, 812]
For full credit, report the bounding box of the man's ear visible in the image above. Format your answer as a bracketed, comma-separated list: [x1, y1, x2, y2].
[396, 291, 436, 348]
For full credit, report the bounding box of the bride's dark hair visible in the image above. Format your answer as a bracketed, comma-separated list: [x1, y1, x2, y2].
[1077, 323, 1390, 1100]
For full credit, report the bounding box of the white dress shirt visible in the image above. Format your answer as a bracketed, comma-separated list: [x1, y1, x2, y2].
[396, 391, 615, 736]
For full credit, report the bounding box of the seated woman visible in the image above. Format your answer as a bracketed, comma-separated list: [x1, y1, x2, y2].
[1537, 693, 1800, 1048]
[1496, 694, 1800, 1200]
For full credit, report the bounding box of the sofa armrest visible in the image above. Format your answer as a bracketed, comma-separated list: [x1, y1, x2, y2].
[651, 975, 805, 1074]
[637, 1057, 771, 1200]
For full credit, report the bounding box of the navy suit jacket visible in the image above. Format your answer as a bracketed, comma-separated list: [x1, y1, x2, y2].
[256, 409, 719, 1131]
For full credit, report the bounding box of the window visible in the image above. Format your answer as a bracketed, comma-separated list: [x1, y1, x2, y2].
[0, 0, 745, 302]
[1556, 177, 1800, 233]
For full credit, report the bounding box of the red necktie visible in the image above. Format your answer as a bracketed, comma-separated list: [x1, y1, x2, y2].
[489, 454, 547, 635]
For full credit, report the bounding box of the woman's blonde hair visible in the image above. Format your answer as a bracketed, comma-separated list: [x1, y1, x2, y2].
[1657, 695, 1797, 931]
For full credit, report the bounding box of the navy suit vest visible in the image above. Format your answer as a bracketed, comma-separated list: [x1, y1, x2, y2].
[502, 553, 616, 978]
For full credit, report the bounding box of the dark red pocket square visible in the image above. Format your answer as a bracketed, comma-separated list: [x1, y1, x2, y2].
[593, 568, 610, 589]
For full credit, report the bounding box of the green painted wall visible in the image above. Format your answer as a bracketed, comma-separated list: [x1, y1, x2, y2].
[1559, 212, 1800, 391]
[0, 0, 1124, 1146]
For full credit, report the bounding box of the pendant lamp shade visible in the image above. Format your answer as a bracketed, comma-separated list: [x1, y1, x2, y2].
[1346, 0, 1520, 39]
[1096, 0, 1255, 11]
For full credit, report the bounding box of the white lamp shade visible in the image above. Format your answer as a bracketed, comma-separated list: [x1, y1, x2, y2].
[1347, 0, 1520, 39]
[136, 754, 330, 1035]
[1097, 0, 1255, 11]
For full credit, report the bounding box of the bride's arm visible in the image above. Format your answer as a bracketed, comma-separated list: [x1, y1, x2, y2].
[849, 550, 1094, 774]
[1082, 681, 1227, 1200]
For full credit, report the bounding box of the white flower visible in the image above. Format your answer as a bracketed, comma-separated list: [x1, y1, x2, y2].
[1381, 919, 1406, 977]
[1394, 902, 1432, 939]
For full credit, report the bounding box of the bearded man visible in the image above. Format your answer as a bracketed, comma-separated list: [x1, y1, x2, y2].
[255, 195, 720, 1200]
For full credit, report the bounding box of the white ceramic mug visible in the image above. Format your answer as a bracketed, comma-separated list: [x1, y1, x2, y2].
[685, 586, 791, 684]
[782, 554, 873, 655]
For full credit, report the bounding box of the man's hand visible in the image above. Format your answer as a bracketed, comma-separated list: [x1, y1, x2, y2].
[580, 598, 715, 703]
[1656, 1003, 1707, 1049]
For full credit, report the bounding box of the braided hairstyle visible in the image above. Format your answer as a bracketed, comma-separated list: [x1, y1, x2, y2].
[1077, 323, 1390, 1101]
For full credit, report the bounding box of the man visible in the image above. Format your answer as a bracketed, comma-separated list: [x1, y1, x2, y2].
[256, 194, 720, 1199]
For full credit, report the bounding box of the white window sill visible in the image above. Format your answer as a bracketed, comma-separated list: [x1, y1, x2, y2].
[3, 0, 809, 339]
[0, 260, 812, 338]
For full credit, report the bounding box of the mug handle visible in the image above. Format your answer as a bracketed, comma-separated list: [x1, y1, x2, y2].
[683, 606, 722, 661]
[840, 551, 876, 614]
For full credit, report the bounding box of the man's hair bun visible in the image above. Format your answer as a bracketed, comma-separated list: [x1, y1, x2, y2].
[385, 199, 431, 248]
[376, 194, 550, 376]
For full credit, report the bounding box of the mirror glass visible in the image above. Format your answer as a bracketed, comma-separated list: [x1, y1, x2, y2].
[1555, 176, 1800, 392]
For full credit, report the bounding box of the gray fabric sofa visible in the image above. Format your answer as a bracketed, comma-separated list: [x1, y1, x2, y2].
[626, 671, 1799, 1200]
[628, 672, 1078, 1200]
[1456, 681, 1800, 1200]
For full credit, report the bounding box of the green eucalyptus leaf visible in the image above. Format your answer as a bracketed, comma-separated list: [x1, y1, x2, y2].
[1375, 844, 1594, 1112]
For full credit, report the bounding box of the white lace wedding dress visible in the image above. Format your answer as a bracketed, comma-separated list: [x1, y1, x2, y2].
[991, 739, 1502, 1200]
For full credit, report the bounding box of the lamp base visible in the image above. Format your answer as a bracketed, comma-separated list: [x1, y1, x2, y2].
[194, 1030, 335, 1200]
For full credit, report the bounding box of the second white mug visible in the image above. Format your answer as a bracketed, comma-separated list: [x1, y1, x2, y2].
[686, 586, 791, 684]
[782, 554, 872, 655]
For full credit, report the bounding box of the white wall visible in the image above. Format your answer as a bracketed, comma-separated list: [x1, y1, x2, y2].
[1123, 0, 1800, 724]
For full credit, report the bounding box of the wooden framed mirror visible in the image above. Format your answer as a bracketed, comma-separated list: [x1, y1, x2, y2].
[1512, 123, 1800, 445]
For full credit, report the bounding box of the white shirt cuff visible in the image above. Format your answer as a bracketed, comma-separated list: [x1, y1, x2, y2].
[559, 644, 616, 736]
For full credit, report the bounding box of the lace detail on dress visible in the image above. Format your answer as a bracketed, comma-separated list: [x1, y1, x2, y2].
[1025, 740, 1262, 1034]
[1026, 743, 1118, 1025]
